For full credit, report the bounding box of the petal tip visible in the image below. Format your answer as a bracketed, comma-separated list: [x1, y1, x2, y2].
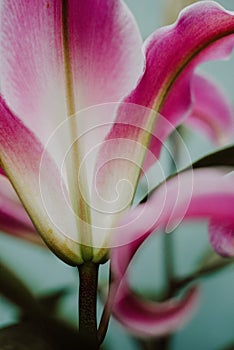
[209, 219, 234, 257]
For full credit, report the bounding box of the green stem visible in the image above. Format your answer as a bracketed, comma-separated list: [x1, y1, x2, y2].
[98, 269, 113, 344]
[172, 259, 234, 292]
[151, 337, 171, 350]
[78, 263, 99, 349]
[149, 238, 174, 350]
[98, 302, 110, 345]
[162, 130, 180, 297]
[138, 336, 171, 350]
[151, 131, 180, 350]
[163, 233, 175, 298]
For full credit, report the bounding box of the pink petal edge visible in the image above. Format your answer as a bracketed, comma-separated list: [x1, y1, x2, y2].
[123, 1, 234, 171]
[185, 73, 234, 144]
[112, 280, 199, 338]
[111, 168, 234, 277]
[0, 174, 37, 237]
[0, 96, 82, 265]
[0, 0, 144, 146]
[109, 168, 234, 336]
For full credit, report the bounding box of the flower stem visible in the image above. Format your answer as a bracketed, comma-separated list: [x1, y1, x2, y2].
[152, 130, 180, 350]
[78, 263, 99, 349]
[152, 337, 171, 350]
[172, 258, 234, 292]
[98, 269, 113, 344]
[138, 337, 171, 350]
[163, 233, 175, 298]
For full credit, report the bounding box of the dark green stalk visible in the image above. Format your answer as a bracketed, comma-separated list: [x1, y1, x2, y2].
[78, 263, 99, 350]
[163, 233, 175, 298]
[138, 337, 171, 350]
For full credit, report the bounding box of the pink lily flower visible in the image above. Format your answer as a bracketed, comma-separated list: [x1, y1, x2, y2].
[0, 0, 234, 336]
[109, 168, 234, 337]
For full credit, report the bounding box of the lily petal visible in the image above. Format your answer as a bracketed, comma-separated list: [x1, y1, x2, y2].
[109, 168, 234, 336]
[209, 219, 234, 257]
[112, 280, 199, 338]
[85, 1, 234, 211]
[91, 104, 157, 250]
[185, 74, 234, 144]
[68, 0, 144, 108]
[111, 168, 234, 273]
[0, 0, 144, 260]
[123, 1, 234, 170]
[0, 0, 144, 144]
[0, 174, 37, 238]
[0, 0, 144, 142]
[0, 97, 81, 265]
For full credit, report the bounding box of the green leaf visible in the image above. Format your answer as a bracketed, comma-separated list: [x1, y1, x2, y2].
[0, 261, 102, 349]
[0, 323, 54, 350]
[220, 344, 234, 350]
[192, 144, 234, 169]
[0, 260, 41, 315]
[37, 288, 70, 315]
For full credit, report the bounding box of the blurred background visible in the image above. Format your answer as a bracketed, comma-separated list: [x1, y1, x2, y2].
[0, 1, 234, 349]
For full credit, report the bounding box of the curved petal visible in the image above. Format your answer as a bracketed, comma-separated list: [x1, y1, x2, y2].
[91, 104, 158, 250]
[0, 0, 144, 145]
[112, 280, 199, 337]
[105, 168, 234, 337]
[0, 1, 144, 238]
[111, 168, 234, 276]
[122, 1, 234, 170]
[83, 1, 234, 204]
[0, 96, 82, 265]
[0, 174, 38, 238]
[185, 74, 234, 144]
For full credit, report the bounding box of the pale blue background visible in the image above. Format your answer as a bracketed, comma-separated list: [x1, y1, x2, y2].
[0, 1, 234, 349]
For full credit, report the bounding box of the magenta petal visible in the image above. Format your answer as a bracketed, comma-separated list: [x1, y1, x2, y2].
[0, 167, 6, 176]
[92, 103, 158, 235]
[111, 168, 234, 276]
[68, 0, 144, 108]
[0, 0, 64, 145]
[124, 2, 234, 170]
[112, 280, 199, 337]
[0, 96, 81, 264]
[109, 168, 234, 336]
[0, 174, 37, 238]
[0, 0, 143, 145]
[209, 219, 234, 257]
[185, 74, 234, 144]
